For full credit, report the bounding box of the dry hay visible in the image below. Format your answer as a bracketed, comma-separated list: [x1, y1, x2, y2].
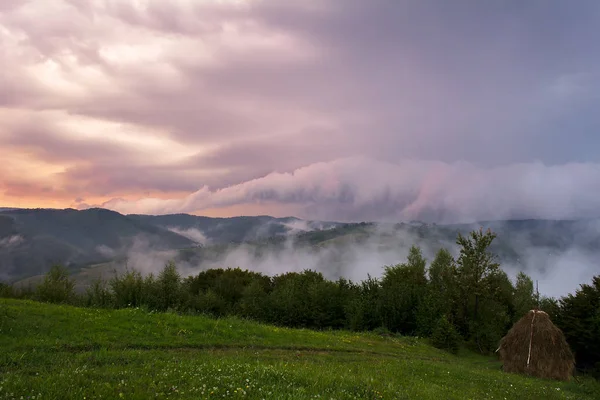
[498, 310, 575, 381]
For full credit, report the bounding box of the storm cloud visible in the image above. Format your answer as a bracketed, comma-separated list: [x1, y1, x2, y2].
[1, 0, 599, 221]
[102, 157, 600, 223]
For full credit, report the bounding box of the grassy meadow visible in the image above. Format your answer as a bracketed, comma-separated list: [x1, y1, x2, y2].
[1, 299, 599, 400]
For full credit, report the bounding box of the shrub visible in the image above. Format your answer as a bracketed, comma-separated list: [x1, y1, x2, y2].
[345, 276, 381, 331]
[239, 279, 270, 321]
[110, 269, 145, 308]
[35, 265, 76, 304]
[156, 262, 182, 311]
[193, 289, 229, 317]
[85, 277, 113, 308]
[0, 281, 15, 298]
[372, 326, 394, 337]
[430, 315, 461, 354]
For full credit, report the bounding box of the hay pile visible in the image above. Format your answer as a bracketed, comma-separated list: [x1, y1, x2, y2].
[498, 310, 575, 381]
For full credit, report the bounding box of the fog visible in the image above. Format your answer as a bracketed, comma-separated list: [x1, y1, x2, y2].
[0, 235, 24, 248]
[504, 247, 600, 299]
[109, 221, 599, 300]
[166, 227, 209, 245]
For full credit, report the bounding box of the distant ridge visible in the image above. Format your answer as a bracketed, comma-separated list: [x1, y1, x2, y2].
[0, 208, 195, 281]
[0, 208, 343, 282]
[2, 207, 600, 285]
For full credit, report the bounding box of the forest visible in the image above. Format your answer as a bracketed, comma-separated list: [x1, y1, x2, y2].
[1, 228, 599, 378]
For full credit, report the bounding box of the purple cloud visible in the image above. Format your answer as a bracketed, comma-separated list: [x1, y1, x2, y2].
[1, 0, 599, 221]
[102, 157, 600, 223]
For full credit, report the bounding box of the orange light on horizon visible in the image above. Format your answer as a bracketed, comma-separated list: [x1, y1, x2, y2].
[0, 192, 297, 218]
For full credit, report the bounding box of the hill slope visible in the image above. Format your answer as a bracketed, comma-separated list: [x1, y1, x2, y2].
[1, 299, 598, 399]
[128, 213, 341, 244]
[3, 208, 600, 294]
[0, 208, 196, 281]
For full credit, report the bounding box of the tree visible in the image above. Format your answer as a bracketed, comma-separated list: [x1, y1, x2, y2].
[306, 278, 350, 329]
[35, 265, 75, 304]
[417, 248, 458, 336]
[156, 261, 182, 311]
[269, 270, 326, 328]
[456, 229, 500, 321]
[428, 248, 456, 291]
[194, 289, 228, 317]
[0, 281, 15, 298]
[539, 296, 560, 321]
[513, 272, 536, 320]
[345, 275, 382, 331]
[473, 269, 514, 352]
[85, 277, 113, 308]
[184, 267, 271, 314]
[110, 269, 145, 308]
[239, 279, 270, 321]
[454, 228, 510, 352]
[556, 275, 600, 376]
[379, 245, 428, 334]
[430, 315, 461, 354]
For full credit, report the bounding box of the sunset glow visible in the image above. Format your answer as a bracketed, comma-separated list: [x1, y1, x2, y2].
[1, 0, 600, 222]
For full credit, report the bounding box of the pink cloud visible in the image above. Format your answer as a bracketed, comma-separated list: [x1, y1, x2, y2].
[101, 157, 600, 223]
[1, 0, 600, 222]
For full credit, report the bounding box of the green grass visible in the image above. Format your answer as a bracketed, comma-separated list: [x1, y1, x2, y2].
[1, 299, 598, 399]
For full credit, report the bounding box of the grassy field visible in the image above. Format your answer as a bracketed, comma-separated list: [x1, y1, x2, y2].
[1, 299, 599, 399]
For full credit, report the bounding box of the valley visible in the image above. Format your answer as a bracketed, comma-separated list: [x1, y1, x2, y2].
[2, 208, 600, 299]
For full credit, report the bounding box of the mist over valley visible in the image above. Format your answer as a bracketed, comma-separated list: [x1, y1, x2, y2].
[2, 207, 598, 299]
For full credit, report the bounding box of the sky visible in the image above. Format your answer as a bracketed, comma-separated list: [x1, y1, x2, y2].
[1, 0, 600, 223]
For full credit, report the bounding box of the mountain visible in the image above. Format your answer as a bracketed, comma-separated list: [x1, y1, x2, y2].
[2, 207, 600, 293]
[128, 214, 341, 244]
[0, 208, 196, 281]
[0, 208, 343, 282]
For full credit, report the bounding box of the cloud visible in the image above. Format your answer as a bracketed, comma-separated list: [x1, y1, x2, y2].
[116, 235, 180, 276]
[106, 224, 450, 296]
[3, 0, 599, 299]
[100, 157, 600, 223]
[280, 220, 318, 234]
[95, 244, 116, 259]
[167, 227, 208, 245]
[1, 0, 600, 217]
[0, 235, 24, 248]
[511, 247, 600, 299]
[104, 220, 598, 300]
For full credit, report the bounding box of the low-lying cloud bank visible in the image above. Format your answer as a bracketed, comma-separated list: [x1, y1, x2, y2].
[0, 235, 24, 248]
[166, 227, 208, 245]
[101, 157, 600, 224]
[109, 222, 598, 300]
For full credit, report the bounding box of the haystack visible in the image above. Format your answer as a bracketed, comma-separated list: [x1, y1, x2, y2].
[497, 310, 574, 381]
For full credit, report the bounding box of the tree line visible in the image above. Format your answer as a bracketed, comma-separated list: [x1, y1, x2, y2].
[1, 228, 598, 377]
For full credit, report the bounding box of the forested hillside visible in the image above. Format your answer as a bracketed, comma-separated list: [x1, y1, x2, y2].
[3, 208, 600, 301]
[2, 228, 599, 378]
[0, 208, 196, 281]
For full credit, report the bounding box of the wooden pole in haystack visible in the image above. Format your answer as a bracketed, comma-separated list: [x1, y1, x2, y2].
[498, 309, 575, 381]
